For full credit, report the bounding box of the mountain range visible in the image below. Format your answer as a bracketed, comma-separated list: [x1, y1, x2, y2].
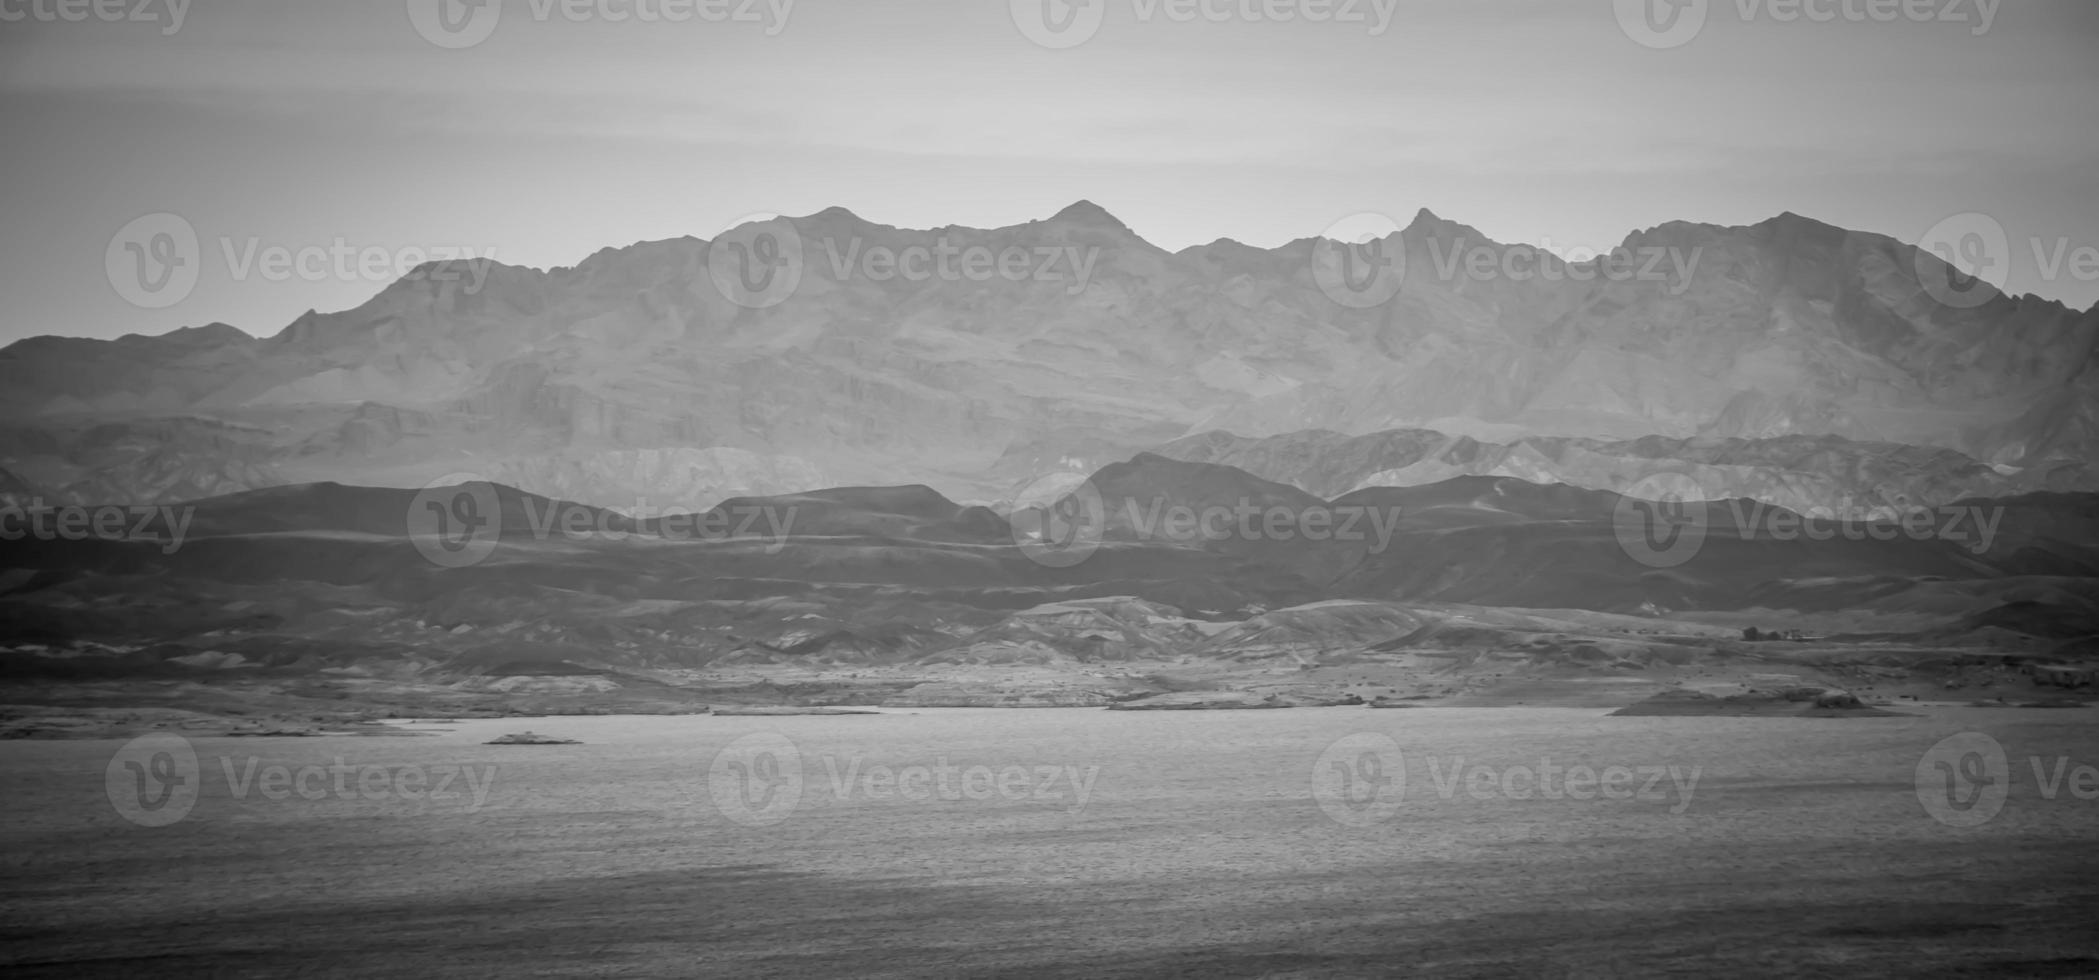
[4, 202, 2095, 514]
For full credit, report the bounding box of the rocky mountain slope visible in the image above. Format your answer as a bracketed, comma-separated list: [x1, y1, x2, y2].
[3, 204, 2093, 512]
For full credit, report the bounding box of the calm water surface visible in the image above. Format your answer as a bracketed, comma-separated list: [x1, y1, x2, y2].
[4, 707, 2097, 977]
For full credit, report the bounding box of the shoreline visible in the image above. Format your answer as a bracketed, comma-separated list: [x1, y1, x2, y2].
[9, 697, 2094, 741]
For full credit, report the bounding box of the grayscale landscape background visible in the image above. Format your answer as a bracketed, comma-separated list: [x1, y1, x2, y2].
[1, 0, 2096, 977]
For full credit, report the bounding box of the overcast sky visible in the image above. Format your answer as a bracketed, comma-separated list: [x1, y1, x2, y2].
[2, 0, 2096, 343]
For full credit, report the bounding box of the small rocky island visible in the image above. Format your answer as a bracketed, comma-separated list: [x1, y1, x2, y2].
[1107, 691, 1364, 710]
[484, 731, 583, 745]
[1610, 687, 1905, 717]
[709, 706, 880, 716]
[1108, 692, 1293, 710]
[225, 724, 324, 737]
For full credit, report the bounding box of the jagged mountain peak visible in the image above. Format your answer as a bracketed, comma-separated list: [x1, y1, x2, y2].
[1297, 207, 1494, 249]
[1181, 236, 1260, 255]
[1046, 198, 1129, 229]
[1757, 210, 1843, 233]
[124, 322, 252, 346]
[1402, 207, 1494, 245]
[792, 205, 902, 237]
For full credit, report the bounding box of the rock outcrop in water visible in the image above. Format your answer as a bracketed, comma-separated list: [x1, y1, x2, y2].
[1609, 688, 1900, 717]
[709, 706, 879, 716]
[484, 731, 582, 744]
[1107, 691, 1292, 710]
[1104, 690, 1363, 709]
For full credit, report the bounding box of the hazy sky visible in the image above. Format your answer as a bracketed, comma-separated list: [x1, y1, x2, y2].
[2, 0, 2095, 343]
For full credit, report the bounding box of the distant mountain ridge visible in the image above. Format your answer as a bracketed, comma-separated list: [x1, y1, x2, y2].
[1134, 427, 2083, 520]
[3, 202, 2094, 511]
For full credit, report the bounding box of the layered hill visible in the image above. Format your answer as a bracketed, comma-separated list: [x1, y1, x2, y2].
[3, 204, 2094, 511]
[6, 455, 2093, 660]
[6, 454, 2094, 729]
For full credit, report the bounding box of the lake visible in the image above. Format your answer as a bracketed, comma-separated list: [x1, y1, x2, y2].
[4, 706, 2097, 977]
